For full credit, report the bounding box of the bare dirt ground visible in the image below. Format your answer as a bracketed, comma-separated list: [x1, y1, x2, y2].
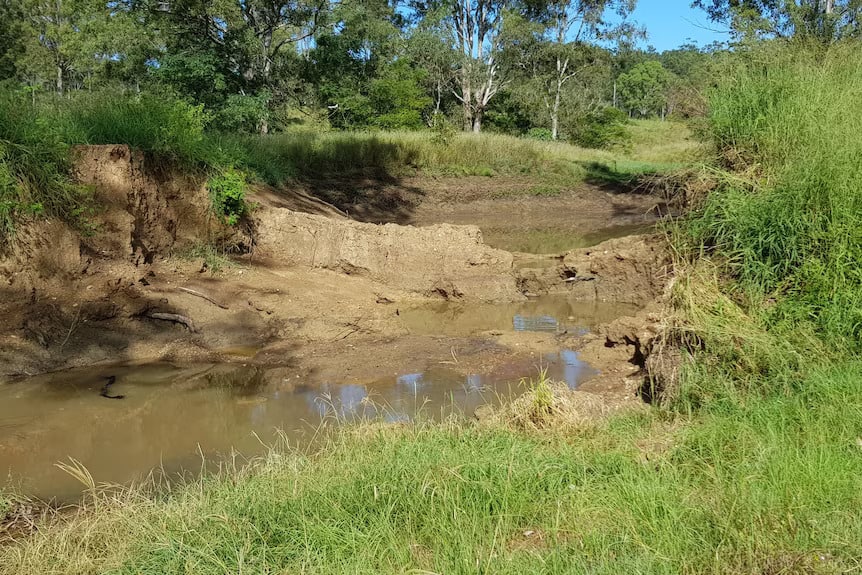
[0, 146, 670, 410]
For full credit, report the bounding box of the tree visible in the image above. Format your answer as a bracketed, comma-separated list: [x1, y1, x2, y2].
[142, 0, 329, 132]
[506, 0, 638, 140]
[411, 0, 519, 132]
[407, 10, 459, 120]
[18, 0, 103, 95]
[0, 1, 26, 81]
[451, 0, 511, 132]
[616, 60, 672, 117]
[693, 0, 862, 42]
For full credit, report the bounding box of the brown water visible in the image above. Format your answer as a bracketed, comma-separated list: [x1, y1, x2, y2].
[0, 294, 632, 500]
[0, 358, 590, 500]
[483, 222, 655, 254]
[401, 297, 639, 337]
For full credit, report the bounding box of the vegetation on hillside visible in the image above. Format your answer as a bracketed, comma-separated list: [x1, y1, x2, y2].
[669, 41, 862, 415]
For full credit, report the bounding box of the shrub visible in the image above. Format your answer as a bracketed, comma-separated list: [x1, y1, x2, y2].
[567, 107, 630, 150]
[0, 91, 89, 238]
[208, 168, 248, 225]
[430, 113, 456, 146]
[526, 127, 553, 141]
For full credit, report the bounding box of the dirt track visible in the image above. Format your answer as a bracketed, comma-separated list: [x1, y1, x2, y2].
[0, 145, 670, 405]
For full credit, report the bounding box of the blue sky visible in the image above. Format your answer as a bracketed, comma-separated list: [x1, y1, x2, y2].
[629, 0, 730, 51]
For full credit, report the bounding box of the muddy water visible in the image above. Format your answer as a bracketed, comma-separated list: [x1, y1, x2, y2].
[401, 297, 639, 337]
[483, 222, 654, 254]
[0, 296, 636, 500]
[0, 355, 589, 500]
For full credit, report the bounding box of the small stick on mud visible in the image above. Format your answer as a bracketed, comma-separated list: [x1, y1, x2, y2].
[147, 312, 199, 333]
[100, 375, 125, 400]
[177, 287, 229, 310]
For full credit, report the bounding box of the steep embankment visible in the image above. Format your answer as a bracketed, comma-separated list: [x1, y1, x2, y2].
[0, 145, 669, 408]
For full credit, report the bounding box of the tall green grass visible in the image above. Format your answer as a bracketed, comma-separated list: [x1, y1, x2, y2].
[0, 88, 685, 238]
[0, 93, 89, 237]
[680, 42, 862, 362]
[60, 92, 213, 167]
[2, 362, 860, 574]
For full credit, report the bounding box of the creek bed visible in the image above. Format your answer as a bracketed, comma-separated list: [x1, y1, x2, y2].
[0, 296, 635, 500]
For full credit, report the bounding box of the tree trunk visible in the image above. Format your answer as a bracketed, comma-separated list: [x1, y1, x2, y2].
[461, 72, 473, 131]
[472, 107, 483, 133]
[551, 80, 562, 140]
[56, 65, 63, 96]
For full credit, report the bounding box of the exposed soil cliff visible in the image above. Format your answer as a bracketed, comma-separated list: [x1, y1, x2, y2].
[0, 145, 670, 407]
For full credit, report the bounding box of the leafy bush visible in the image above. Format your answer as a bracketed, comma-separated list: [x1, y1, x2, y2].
[526, 127, 553, 141]
[208, 168, 248, 225]
[0, 91, 89, 237]
[567, 107, 630, 149]
[430, 113, 456, 146]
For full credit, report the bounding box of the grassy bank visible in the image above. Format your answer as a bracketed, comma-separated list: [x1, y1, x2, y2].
[680, 43, 862, 356]
[2, 364, 860, 574]
[0, 88, 693, 238]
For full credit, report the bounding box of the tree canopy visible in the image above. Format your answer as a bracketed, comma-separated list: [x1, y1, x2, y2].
[0, 0, 733, 141]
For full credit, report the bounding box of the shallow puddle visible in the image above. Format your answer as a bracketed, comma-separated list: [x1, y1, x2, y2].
[483, 222, 654, 254]
[0, 294, 641, 500]
[0, 352, 592, 500]
[401, 296, 639, 337]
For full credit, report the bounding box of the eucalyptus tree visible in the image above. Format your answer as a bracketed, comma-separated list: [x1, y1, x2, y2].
[505, 0, 638, 139]
[693, 0, 862, 42]
[410, 0, 515, 132]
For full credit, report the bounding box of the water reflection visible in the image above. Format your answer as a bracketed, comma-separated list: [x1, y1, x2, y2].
[402, 296, 639, 337]
[0, 352, 592, 500]
[513, 314, 559, 332]
[545, 349, 595, 389]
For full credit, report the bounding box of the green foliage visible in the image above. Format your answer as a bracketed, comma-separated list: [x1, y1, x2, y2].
[0, 91, 89, 237]
[64, 92, 210, 165]
[617, 61, 674, 118]
[368, 61, 431, 130]
[154, 50, 230, 111]
[208, 168, 248, 225]
[429, 113, 456, 146]
[685, 43, 862, 351]
[567, 107, 630, 149]
[693, 0, 862, 43]
[213, 93, 271, 134]
[526, 127, 553, 141]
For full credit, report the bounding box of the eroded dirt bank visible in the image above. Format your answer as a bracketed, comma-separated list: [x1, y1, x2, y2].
[0, 146, 670, 405]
